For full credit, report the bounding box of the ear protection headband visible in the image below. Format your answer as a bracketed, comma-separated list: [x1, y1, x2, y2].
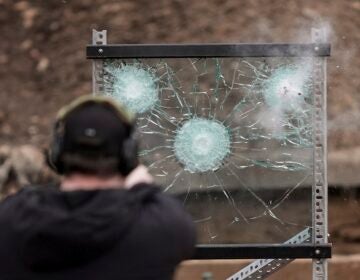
[48, 95, 138, 176]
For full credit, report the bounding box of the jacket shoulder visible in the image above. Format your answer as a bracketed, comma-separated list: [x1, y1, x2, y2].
[131, 183, 196, 260]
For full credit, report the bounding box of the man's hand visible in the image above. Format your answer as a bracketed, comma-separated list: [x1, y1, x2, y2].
[124, 165, 154, 189]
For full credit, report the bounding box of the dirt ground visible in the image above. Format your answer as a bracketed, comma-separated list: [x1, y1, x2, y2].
[0, 0, 360, 277]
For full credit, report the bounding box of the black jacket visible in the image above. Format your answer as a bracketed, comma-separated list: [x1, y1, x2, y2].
[0, 184, 196, 280]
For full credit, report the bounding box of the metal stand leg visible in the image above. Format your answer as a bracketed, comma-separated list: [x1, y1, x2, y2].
[227, 228, 311, 280]
[311, 27, 328, 280]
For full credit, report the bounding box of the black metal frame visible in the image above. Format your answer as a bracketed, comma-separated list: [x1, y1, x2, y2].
[87, 43, 331, 58]
[194, 244, 332, 259]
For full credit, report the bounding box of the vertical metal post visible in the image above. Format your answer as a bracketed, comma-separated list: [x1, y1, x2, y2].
[92, 29, 107, 95]
[311, 28, 328, 280]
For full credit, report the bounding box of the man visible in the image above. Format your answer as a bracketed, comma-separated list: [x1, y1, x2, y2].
[0, 96, 196, 280]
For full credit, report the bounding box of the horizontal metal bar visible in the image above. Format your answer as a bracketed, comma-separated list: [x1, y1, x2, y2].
[194, 244, 332, 259]
[86, 43, 331, 58]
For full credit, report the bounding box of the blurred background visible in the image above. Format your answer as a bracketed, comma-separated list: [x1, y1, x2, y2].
[0, 0, 359, 279]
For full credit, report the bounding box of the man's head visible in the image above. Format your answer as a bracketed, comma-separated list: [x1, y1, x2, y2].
[48, 96, 138, 177]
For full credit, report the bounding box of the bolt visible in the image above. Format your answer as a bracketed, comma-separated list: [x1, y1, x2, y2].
[98, 48, 104, 54]
[314, 46, 319, 51]
[315, 249, 321, 255]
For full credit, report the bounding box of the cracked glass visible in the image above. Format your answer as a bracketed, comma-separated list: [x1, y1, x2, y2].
[101, 57, 315, 244]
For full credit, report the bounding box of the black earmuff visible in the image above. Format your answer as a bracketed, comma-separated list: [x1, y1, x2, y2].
[118, 128, 138, 176]
[47, 119, 66, 174]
